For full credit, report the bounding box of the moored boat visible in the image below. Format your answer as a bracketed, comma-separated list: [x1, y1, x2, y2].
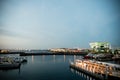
[112, 54, 120, 61]
[0, 56, 21, 69]
[14, 57, 27, 63]
[0, 62, 21, 69]
[84, 53, 113, 61]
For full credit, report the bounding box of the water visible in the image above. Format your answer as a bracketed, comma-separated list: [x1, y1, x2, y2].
[0, 55, 95, 80]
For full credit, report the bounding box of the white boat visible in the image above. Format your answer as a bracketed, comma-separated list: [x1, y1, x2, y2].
[0, 56, 21, 69]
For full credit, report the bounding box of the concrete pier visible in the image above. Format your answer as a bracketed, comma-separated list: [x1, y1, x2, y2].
[70, 60, 120, 80]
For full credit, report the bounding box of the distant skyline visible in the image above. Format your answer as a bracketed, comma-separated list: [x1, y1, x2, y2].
[0, 0, 120, 49]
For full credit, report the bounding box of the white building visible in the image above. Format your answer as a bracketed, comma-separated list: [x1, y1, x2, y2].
[89, 42, 110, 53]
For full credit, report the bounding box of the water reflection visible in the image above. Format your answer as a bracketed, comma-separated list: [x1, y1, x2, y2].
[0, 55, 89, 80]
[64, 55, 66, 62]
[42, 55, 45, 62]
[32, 55, 34, 63]
[53, 55, 56, 62]
[74, 55, 76, 61]
[32, 55, 67, 63]
[70, 67, 96, 80]
[31, 55, 68, 63]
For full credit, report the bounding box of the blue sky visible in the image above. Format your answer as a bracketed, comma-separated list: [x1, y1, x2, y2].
[0, 0, 120, 49]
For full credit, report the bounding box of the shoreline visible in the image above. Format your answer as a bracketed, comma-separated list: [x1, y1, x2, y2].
[0, 52, 88, 56]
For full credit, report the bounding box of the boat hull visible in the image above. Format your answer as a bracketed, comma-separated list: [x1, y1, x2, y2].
[0, 63, 21, 69]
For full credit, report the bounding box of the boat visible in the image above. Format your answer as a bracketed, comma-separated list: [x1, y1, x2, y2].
[84, 53, 113, 61]
[70, 59, 120, 80]
[0, 62, 21, 69]
[0, 56, 21, 69]
[14, 57, 27, 63]
[112, 54, 120, 61]
[84, 53, 94, 59]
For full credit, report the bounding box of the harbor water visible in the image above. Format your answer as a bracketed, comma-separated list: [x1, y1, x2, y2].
[0, 55, 96, 80]
[0, 55, 119, 80]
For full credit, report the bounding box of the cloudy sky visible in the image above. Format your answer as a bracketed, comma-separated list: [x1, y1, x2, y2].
[0, 0, 120, 49]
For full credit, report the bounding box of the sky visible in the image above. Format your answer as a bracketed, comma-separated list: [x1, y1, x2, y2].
[0, 0, 120, 49]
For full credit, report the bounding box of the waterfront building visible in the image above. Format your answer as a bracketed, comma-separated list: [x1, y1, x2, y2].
[89, 42, 111, 53]
[50, 48, 81, 53]
[0, 49, 9, 53]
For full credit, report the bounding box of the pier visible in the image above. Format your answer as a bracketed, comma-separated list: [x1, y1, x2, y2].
[70, 60, 120, 80]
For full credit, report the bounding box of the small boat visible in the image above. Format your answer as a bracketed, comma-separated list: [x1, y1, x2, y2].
[14, 57, 27, 63]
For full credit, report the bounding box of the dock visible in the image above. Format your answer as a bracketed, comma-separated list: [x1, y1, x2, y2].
[70, 59, 120, 80]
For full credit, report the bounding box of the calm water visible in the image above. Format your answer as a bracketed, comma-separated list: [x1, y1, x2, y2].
[0, 55, 96, 80]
